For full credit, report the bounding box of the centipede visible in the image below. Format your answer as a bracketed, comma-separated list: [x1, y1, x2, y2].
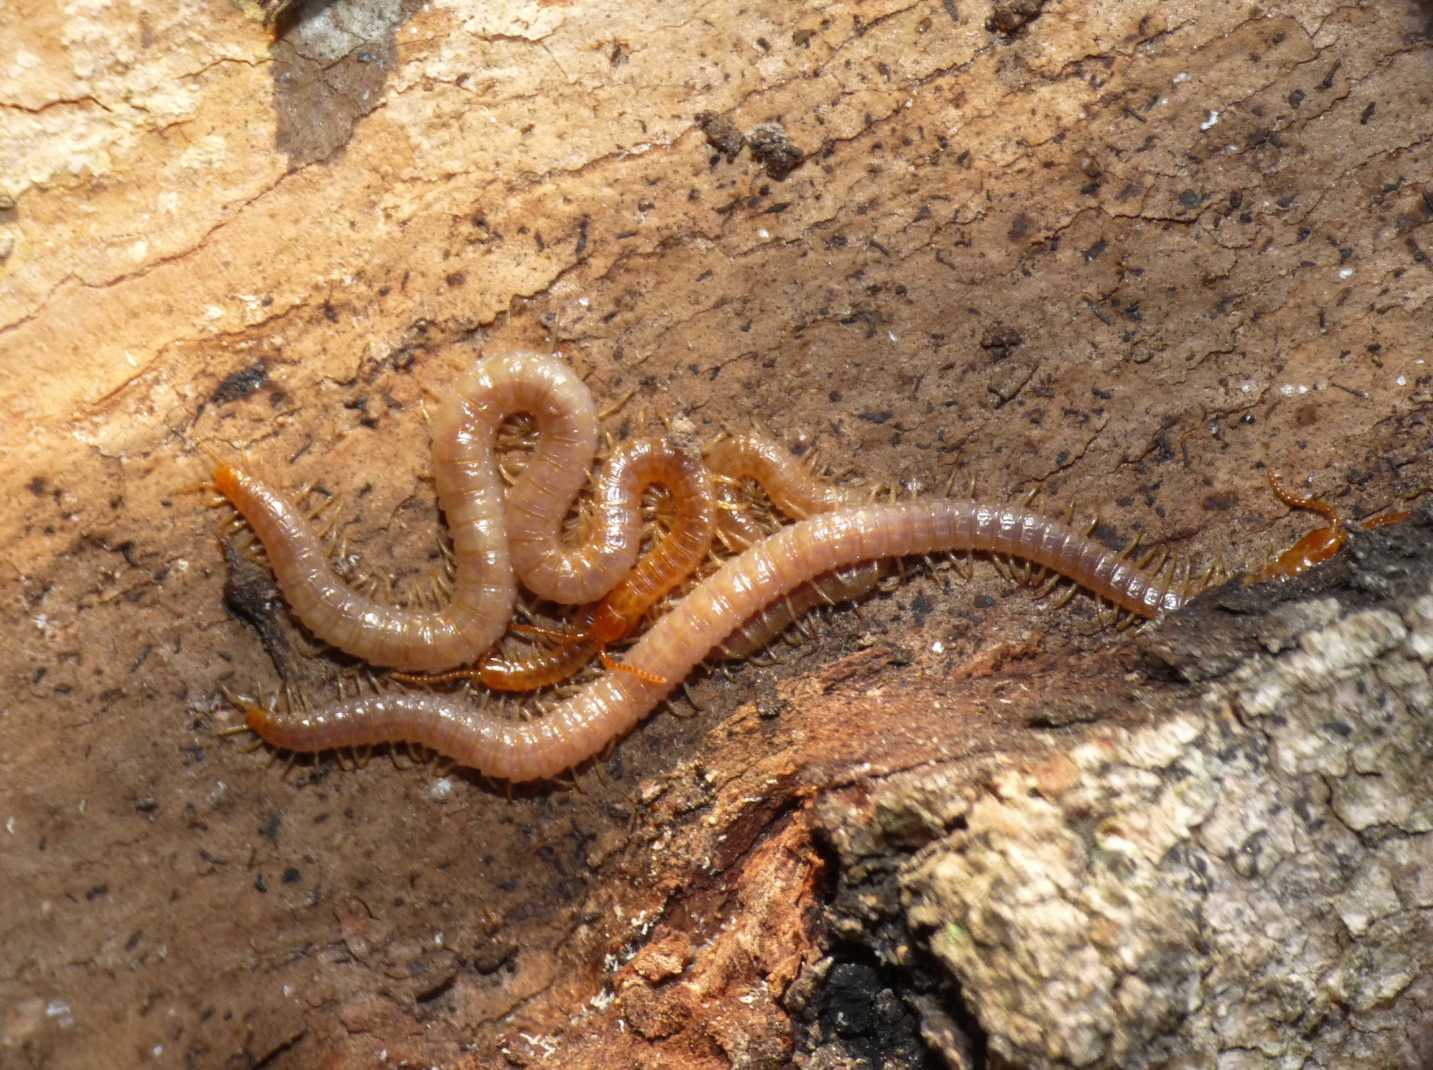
[213, 353, 700, 672]
[391, 436, 716, 690]
[223, 498, 1214, 781]
[216, 350, 1297, 782]
[1251, 470, 1411, 583]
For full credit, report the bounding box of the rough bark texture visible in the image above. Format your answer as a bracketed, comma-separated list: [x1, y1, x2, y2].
[2, 1, 1431, 1068]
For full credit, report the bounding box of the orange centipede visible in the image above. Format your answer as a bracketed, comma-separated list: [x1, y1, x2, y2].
[1252, 471, 1411, 583]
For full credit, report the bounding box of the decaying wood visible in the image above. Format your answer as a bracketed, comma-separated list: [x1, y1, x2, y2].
[2, 0, 1430, 1067]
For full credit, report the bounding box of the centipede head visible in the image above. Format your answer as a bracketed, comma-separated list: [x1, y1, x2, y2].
[221, 685, 276, 734]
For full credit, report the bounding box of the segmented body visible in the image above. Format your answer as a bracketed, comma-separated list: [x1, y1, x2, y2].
[712, 561, 887, 660]
[394, 438, 716, 690]
[704, 432, 885, 657]
[215, 354, 693, 672]
[241, 498, 1197, 781]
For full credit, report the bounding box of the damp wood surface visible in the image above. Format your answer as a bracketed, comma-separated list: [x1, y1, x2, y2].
[2, 1, 1432, 1068]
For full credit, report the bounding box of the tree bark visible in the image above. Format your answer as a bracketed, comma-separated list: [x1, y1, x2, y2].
[2, 1, 1430, 1067]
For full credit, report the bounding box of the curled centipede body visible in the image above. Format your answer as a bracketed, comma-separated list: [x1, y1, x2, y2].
[214, 354, 702, 673]
[232, 496, 1208, 782]
[394, 437, 716, 690]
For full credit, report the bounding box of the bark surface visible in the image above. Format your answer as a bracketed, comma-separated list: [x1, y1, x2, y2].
[2, 1, 1431, 1067]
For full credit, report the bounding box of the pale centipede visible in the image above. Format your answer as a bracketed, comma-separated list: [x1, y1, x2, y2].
[392, 437, 716, 690]
[711, 561, 887, 660]
[215, 353, 681, 672]
[703, 431, 886, 658]
[232, 497, 1208, 782]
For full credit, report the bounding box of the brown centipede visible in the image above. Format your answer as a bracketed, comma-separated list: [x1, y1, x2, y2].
[1251, 471, 1412, 583]
[228, 494, 1215, 782]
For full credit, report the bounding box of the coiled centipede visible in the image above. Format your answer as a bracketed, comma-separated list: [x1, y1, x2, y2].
[213, 350, 1228, 781]
[391, 436, 716, 690]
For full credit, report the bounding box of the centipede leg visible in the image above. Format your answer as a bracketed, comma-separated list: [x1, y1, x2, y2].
[663, 698, 696, 720]
[1049, 580, 1079, 610]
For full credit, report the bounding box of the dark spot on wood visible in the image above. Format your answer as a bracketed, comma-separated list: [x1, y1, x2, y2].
[747, 122, 804, 180]
[696, 111, 745, 162]
[980, 324, 1023, 360]
[210, 362, 268, 405]
[986, 0, 1047, 36]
